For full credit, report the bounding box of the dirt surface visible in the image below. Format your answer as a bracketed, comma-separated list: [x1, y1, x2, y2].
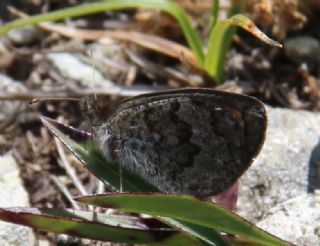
[0, 0, 320, 245]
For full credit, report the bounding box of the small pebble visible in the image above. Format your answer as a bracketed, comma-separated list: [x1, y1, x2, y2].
[7, 25, 41, 45]
[284, 36, 320, 67]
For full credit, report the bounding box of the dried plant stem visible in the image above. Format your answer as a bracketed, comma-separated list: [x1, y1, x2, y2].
[50, 175, 80, 209]
[55, 137, 88, 196]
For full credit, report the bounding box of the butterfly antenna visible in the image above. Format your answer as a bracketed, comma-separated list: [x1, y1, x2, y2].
[88, 45, 98, 101]
[30, 97, 81, 105]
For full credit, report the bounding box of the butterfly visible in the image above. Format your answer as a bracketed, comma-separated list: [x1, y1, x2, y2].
[83, 88, 267, 196]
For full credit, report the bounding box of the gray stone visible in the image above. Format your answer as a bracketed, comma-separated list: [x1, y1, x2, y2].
[284, 36, 320, 67]
[0, 40, 14, 69]
[237, 106, 320, 245]
[7, 26, 41, 45]
[47, 52, 114, 88]
[257, 192, 320, 245]
[0, 74, 27, 124]
[238, 106, 320, 221]
[0, 154, 35, 246]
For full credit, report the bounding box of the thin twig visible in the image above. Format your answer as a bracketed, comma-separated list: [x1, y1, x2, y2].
[125, 48, 198, 87]
[54, 137, 88, 196]
[50, 175, 80, 210]
[0, 86, 166, 101]
[97, 180, 105, 194]
[8, 6, 198, 67]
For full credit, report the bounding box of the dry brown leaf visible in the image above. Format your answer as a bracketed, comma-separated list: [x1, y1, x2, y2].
[42, 23, 197, 65]
[234, 0, 307, 39]
[175, 0, 212, 15]
[9, 7, 198, 68]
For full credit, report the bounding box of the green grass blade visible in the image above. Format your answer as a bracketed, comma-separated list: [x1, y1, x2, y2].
[77, 193, 290, 246]
[162, 218, 229, 246]
[0, 0, 204, 64]
[227, 2, 241, 18]
[204, 14, 282, 83]
[209, 0, 219, 31]
[204, 20, 236, 83]
[0, 207, 202, 244]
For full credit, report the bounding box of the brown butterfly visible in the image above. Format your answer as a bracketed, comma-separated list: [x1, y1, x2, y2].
[83, 88, 267, 196]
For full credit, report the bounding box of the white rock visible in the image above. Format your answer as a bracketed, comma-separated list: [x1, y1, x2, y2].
[48, 52, 114, 88]
[284, 36, 320, 66]
[0, 154, 35, 246]
[238, 107, 320, 222]
[7, 26, 41, 45]
[0, 74, 27, 123]
[257, 193, 320, 245]
[238, 106, 320, 245]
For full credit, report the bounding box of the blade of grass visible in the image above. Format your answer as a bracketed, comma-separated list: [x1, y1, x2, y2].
[162, 218, 229, 246]
[9, 6, 197, 66]
[76, 193, 291, 246]
[0, 0, 204, 63]
[209, 0, 219, 32]
[0, 207, 203, 245]
[204, 20, 236, 83]
[227, 2, 241, 18]
[204, 14, 282, 83]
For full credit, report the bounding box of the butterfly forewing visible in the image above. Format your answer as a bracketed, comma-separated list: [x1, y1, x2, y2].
[93, 89, 266, 196]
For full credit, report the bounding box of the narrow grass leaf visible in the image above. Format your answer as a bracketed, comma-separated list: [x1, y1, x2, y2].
[209, 0, 219, 32]
[204, 14, 282, 83]
[0, 207, 202, 244]
[204, 21, 236, 83]
[76, 193, 291, 246]
[162, 218, 229, 246]
[0, 0, 204, 63]
[228, 14, 282, 48]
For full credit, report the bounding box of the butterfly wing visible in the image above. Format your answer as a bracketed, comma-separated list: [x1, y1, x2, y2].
[95, 89, 266, 196]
